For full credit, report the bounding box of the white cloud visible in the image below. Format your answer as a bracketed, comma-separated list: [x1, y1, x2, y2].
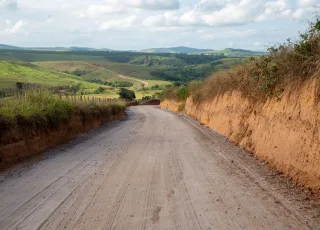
[143, 12, 179, 27]
[86, 5, 125, 18]
[195, 0, 229, 12]
[258, 0, 292, 21]
[293, 0, 320, 19]
[203, 29, 257, 39]
[0, 0, 17, 10]
[0, 0, 317, 50]
[297, 0, 318, 7]
[4, 20, 27, 34]
[105, 0, 179, 10]
[144, 0, 293, 28]
[97, 15, 137, 31]
[128, 0, 179, 10]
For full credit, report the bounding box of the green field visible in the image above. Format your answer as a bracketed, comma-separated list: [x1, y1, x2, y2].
[0, 61, 167, 99]
[98, 62, 153, 79]
[0, 61, 101, 91]
[35, 61, 170, 89]
[0, 49, 250, 100]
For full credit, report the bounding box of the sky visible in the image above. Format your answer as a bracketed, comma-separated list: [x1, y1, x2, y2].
[0, 0, 319, 51]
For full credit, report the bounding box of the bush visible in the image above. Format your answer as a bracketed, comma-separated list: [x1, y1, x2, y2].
[151, 84, 160, 90]
[177, 87, 189, 101]
[94, 87, 105, 94]
[118, 88, 136, 101]
[142, 96, 152, 101]
[113, 81, 134, 87]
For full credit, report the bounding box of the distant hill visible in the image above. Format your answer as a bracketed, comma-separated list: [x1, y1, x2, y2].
[205, 48, 266, 57]
[0, 44, 112, 52]
[141, 47, 266, 56]
[0, 44, 22, 50]
[141, 46, 214, 54]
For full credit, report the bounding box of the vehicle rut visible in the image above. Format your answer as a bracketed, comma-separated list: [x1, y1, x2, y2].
[0, 106, 318, 230]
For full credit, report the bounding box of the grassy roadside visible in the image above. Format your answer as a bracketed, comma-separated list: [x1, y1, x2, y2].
[0, 90, 126, 128]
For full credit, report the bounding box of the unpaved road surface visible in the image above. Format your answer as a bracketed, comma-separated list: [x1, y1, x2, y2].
[118, 74, 149, 87]
[88, 63, 149, 87]
[0, 106, 318, 230]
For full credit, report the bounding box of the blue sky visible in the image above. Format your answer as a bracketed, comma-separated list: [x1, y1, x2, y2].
[0, 0, 319, 50]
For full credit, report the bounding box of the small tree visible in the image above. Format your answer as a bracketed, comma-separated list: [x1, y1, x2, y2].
[69, 84, 81, 95]
[118, 88, 136, 101]
[94, 87, 105, 94]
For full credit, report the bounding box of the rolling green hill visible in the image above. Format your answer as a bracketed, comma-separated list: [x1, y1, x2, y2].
[141, 47, 266, 56]
[35, 61, 171, 90]
[204, 48, 266, 57]
[0, 49, 248, 86]
[141, 46, 214, 54]
[0, 44, 22, 50]
[0, 61, 101, 91]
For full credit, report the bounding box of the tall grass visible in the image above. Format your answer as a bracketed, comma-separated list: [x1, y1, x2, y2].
[0, 90, 125, 127]
[0, 91, 74, 126]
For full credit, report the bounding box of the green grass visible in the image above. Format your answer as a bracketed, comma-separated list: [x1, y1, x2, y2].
[129, 55, 186, 66]
[0, 90, 74, 124]
[0, 61, 102, 91]
[34, 61, 99, 72]
[0, 90, 126, 126]
[35, 61, 155, 88]
[146, 80, 171, 88]
[100, 62, 153, 79]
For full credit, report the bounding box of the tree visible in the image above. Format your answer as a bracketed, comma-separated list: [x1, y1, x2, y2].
[118, 88, 136, 101]
[69, 84, 81, 95]
[151, 84, 160, 90]
[94, 86, 105, 94]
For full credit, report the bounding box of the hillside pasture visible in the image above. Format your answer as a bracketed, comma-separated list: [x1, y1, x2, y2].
[0, 61, 101, 91]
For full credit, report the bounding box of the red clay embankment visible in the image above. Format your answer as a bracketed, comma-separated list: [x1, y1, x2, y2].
[0, 110, 124, 169]
[161, 78, 320, 192]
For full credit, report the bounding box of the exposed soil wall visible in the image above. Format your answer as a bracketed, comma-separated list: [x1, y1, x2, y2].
[161, 78, 320, 192]
[0, 111, 125, 169]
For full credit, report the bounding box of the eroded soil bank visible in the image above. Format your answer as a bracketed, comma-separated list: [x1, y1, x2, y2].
[0, 110, 124, 169]
[161, 78, 320, 192]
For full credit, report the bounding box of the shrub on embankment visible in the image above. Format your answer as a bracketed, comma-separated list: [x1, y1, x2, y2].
[164, 19, 320, 103]
[0, 90, 126, 168]
[161, 19, 320, 194]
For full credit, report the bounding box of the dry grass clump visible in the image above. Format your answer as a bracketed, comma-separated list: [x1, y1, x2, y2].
[75, 99, 125, 119]
[189, 19, 320, 103]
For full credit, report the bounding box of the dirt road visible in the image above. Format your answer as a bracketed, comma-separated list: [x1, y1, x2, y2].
[118, 74, 149, 87]
[88, 63, 149, 87]
[0, 106, 318, 230]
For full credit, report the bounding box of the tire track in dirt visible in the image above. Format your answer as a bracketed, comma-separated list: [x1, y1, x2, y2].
[0, 106, 318, 230]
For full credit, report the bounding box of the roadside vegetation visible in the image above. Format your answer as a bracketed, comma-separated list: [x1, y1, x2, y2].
[0, 90, 125, 128]
[163, 18, 320, 103]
